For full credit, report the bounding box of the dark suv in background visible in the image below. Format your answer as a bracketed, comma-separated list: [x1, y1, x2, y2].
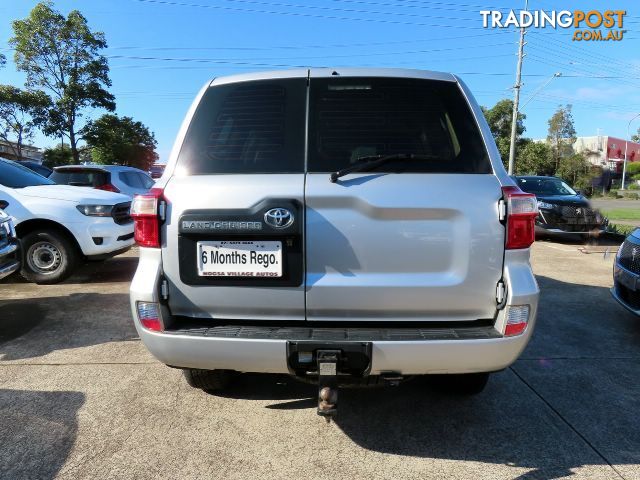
[515, 176, 606, 237]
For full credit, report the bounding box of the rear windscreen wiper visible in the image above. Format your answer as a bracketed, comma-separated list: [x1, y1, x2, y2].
[329, 153, 439, 183]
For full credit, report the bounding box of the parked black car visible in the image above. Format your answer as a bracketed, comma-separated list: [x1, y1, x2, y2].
[18, 161, 53, 178]
[612, 228, 640, 315]
[0, 207, 20, 281]
[514, 176, 606, 237]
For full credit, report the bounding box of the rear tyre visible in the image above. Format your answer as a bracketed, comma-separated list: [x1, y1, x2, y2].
[183, 368, 234, 392]
[20, 229, 78, 284]
[432, 372, 490, 395]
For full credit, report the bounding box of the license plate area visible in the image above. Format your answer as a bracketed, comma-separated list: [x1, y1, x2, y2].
[178, 234, 302, 287]
[197, 240, 283, 278]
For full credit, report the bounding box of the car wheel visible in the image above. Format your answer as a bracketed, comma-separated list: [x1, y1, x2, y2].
[183, 369, 234, 392]
[432, 372, 490, 395]
[20, 230, 78, 284]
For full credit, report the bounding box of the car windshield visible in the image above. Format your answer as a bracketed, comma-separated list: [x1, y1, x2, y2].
[517, 177, 577, 196]
[0, 160, 56, 188]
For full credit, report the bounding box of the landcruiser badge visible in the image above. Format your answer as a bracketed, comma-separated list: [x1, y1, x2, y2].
[264, 208, 294, 228]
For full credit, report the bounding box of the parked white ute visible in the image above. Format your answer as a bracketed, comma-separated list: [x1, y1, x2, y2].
[0, 158, 135, 283]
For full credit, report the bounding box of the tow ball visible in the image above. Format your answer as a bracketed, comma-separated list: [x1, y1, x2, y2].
[316, 350, 340, 422]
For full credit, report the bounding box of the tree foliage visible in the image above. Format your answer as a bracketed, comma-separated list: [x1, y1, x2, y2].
[482, 99, 526, 167]
[10, 1, 115, 163]
[81, 114, 158, 170]
[0, 54, 5, 69]
[42, 143, 73, 167]
[0, 85, 51, 159]
[632, 128, 640, 144]
[556, 154, 592, 189]
[514, 140, 554, 175]
[547, 104, 576, 171]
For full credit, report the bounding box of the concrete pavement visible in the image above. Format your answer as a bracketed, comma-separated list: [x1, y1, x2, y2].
[0, 243, 638, 479]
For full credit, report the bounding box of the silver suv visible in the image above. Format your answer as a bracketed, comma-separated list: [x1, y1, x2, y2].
[130, 68, 540, 417]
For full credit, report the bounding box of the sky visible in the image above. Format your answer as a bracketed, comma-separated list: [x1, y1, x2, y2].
[0, 0, 639, 162]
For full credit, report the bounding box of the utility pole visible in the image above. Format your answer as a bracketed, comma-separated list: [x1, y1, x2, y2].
[621, 112, 640, 190]
[508, 0, 528, 175]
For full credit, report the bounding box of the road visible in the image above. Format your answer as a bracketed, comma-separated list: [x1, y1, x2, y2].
[1, 242, 639, 480]
[591, 198, 640, 211]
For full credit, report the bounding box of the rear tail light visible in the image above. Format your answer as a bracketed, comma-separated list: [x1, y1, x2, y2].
[96, 183, 120, 193]
[502, 186, 538, 250]
[137, 301, 162, 331]
[131, 187, 164, 248]
[504, 305, 530, 336]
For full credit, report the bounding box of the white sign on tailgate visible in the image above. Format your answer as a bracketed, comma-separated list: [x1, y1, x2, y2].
[197, 240, 282, 277]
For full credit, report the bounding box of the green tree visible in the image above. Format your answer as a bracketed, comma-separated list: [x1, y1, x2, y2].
[10, 1, 115, 163]
[515, 140, 554, 175]
[556, 153, 591, 188]
[42, 143, 73, 167]
[0, 85, 51, 159]
[632, 127, 639, 143]
[81, 114, 158, 170]
[547, 105, 576, 171]
[482, 99, 526, 167]
[0, 54, 5, 69]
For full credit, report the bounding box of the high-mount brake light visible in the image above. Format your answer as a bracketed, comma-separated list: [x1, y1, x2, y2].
[502, 186, 538, 250]
[131, 187, 164, 248]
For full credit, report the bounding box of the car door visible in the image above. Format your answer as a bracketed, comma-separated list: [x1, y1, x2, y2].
[162, 76, 308, 321]
[304, 72, 505, 323]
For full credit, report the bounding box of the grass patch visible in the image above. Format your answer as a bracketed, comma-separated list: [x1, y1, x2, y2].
[607, 223, 638, 236]
[602, 209, 640, 221]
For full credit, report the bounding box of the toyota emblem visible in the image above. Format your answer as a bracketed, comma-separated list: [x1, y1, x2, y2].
[264, 208, 294, 229]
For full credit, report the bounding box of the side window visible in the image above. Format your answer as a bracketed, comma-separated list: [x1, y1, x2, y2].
[138, 173, 155, 189]
[119, 172, 143, 188]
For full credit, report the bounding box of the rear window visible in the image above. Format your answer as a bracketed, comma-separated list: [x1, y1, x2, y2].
[177, 79, 306, 174]
[308, 77, 491, 173]
[50, 169, 108, 187]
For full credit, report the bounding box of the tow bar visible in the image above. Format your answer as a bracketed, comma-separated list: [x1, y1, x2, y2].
[317, 350, 340, 421]
[287, 341, 373, 423]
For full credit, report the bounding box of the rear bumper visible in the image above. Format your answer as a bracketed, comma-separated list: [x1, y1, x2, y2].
[130, 248, 539, 375]
[133, 323, 534, 375]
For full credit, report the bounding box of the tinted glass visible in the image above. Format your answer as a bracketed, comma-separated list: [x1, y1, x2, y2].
[0, 160, 55, 188]
[119, 171, 143, 188]
[308, 77, 491, 173]
[138, 173, 155, 189]
[177, 79, 306, 174]
[50, 169, 109, 187]
[517, 177, 577, 196]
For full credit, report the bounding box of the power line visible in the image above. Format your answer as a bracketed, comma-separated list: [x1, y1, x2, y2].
[130, 0, 501, 30]
[104, 41, 514, 62]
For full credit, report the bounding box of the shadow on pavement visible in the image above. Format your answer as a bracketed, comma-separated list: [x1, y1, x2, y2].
[0, 389, 84, 480]
[208, 274, 640, 479]
[0, 293, 137, 361]
[0, 254, 139, 286]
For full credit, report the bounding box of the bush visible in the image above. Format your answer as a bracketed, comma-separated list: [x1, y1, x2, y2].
[627, 192, 640, 200]
[608, 223, 638, 237]
[625, 162, 640, 177]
